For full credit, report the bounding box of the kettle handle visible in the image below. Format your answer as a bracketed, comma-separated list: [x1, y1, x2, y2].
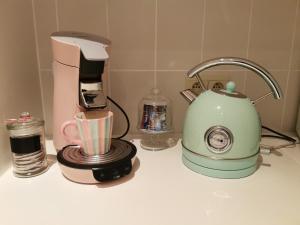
[187, 57, 282, 99]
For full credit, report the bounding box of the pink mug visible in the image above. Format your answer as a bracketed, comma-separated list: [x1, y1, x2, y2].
[61, 110, 113, 155]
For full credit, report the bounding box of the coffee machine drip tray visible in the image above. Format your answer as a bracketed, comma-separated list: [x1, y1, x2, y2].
[57, 139, 137, 184]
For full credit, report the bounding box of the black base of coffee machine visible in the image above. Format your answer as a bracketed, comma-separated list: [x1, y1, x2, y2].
[57, 139, 137, 183]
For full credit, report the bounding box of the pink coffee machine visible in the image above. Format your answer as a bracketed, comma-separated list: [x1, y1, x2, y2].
[51, 31, 136, 183]
[51, 31, 110, 151]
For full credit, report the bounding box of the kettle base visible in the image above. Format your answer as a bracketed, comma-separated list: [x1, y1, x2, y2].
[182, 155, 257, 179]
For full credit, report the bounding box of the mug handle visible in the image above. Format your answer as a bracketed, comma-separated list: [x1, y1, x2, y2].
[60, 120, 82, 146]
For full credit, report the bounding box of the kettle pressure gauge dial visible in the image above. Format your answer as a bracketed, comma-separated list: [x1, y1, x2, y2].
[204, 126, 233, 154]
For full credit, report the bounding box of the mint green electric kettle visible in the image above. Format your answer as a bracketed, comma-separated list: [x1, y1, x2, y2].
[181, 57, 282, 179]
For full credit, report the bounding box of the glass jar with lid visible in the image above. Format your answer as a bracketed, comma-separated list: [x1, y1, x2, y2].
[6, 112, 48, 177]
[137, 88, 176, 150]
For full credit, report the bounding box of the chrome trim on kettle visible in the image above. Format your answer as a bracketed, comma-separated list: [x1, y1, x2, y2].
[212, 89, 247, 99]
[182, 141, 260, 161]
[186, 57, 282, 99]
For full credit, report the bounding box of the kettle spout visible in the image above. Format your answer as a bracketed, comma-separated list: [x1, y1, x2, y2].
[180, 89, 198, 104]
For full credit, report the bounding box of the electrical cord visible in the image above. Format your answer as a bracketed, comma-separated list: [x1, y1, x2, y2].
[260, 125, 299, 154]
[261, 134, 295, 141]
[107, 96, 130, 139]
[262, 125, 297, 143]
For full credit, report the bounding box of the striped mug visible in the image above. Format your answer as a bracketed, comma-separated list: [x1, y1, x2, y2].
[61, 110, 113, 155]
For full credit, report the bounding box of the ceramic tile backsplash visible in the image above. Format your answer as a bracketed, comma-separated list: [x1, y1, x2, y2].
[248, 0, 298, 70]
[33, 0, 57, 69]
[282, 71, 300, 130]
[108, 0, 155, 70]
[156, 72, 188, 132]
[0, 0, 43, 174]
[110, 71, 154, 135]
[203, 0, 251, 60]
[58, 0, 107, 37]
[0, 0, 43, 119]
[201, 70, 246, 93]
[156, 0, 204, 70]
[291, 1, 300, 70]
[31, 0, 300, 134]
[40, 71, 54, 136]
[0, 125, 11, 176]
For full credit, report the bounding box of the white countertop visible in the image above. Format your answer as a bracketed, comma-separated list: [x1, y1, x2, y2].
[1, 138, 300, 225]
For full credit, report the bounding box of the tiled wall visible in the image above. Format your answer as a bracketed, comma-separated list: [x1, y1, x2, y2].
[0, 0, 43, 174]
[32, 0, 300, 136]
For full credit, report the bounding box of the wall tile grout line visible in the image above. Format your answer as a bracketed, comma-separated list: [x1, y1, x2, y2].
[40, 68, 53, 72]
[111, 69, 289, 72]
[42, 68, 292, 73]
[105, 0, 111, 98]
[54, 0, 59, 31]
[31, 0, 46, 123]
[105, 0, 110, 39]
[110, 69, 157, 72]
[200, 0, 207, 62]
[280, 0, 300, 130]
[153, 0, 158, 88]
[243, 0, 254, 94]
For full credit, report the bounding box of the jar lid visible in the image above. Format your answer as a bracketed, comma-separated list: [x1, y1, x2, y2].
[6, 112, 44, 137]
[141, 88, 170, 106]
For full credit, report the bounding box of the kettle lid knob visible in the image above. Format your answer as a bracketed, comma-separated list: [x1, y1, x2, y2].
[226, 81, 236, 93]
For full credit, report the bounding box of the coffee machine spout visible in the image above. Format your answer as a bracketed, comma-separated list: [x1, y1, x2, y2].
[79, 82, 106, 109]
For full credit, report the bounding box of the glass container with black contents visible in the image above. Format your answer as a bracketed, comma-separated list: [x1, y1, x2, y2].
[6, 112, 48, 177]
[138, 88, 175, 150]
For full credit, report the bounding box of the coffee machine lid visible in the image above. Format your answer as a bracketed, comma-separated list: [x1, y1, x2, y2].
[51, 31, 110, 61]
